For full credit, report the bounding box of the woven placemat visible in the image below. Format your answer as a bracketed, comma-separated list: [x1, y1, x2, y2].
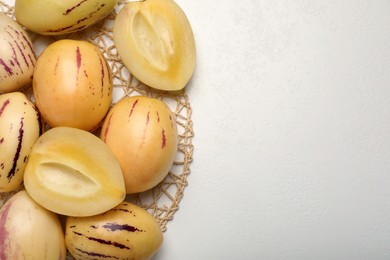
[0, 0, 194, 236]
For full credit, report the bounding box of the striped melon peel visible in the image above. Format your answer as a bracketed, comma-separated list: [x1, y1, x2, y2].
[66, 201, 163, 260]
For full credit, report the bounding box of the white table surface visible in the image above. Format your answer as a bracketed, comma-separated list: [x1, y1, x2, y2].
[4, 0, 390, 259]
[158, 0, 390, 259]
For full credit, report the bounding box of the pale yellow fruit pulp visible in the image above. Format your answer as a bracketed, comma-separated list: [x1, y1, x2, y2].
[24, 127, 126, 217]
[113, 0, 196, 91]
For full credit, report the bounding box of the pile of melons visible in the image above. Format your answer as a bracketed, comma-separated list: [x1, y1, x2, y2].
[0, 0, 196, 259]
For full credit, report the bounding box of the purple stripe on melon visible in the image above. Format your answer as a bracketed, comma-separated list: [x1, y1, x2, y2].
[76, 4, 106, 25]
[76, 47, 82, 84]
[162, 128, 167, 149]
[20, 41, 26, 50]
[0, 99, 10, 117]
[7, 117, 24, 181]
[76, 47, 82, 72]
[12, 39, 30, 69]
[112, 208, 130, 213]
[6, 25, 20, 36]
[146, 111, 150, 124]
[47, 24, 88, 33]
[102, 222, 143, 233]
[103, 113, 113, 142]
[7, 41, 22, 73]
[20, 31, 35, 56]
[4, 28, 29, 69]
[46, 25, 73, 33]
[77, 16, 89, 24]
[128, 99, 139, 118]
[27, 53, 35, 67]
[0, 59, 13, 76]
[63, 0, 88, 15]
[73, 231, 130, 250]
[30, 102, 43, 136]
[95, 51, 105, 97]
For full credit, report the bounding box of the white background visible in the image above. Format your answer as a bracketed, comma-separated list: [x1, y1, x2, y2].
[5, 0, 390, 259]
[157, 0, 390, 259]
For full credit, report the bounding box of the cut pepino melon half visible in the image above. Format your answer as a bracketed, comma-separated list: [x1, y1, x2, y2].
[23, 127, 126, 217]
[113, 0, 196, 91]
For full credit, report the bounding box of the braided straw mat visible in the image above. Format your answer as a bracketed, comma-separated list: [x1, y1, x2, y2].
[0, 0, 194, 238]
